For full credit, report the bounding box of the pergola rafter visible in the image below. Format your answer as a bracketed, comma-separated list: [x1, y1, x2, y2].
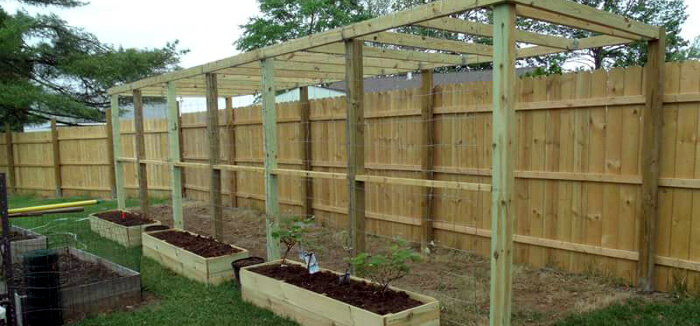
[108, 1, 664, 325]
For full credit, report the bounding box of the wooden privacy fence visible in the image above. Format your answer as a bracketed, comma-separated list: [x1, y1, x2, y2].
[3, 61, 700, 292]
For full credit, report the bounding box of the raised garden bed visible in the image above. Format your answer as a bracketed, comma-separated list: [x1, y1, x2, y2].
[89, 210, 159, 247]
[2, 226, 48, 264]
[241, 260, 440, 326]
[142, 229, 249, 285]
[6, 247, 141, 323]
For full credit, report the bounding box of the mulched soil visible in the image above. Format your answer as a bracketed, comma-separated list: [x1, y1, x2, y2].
[144, 203, 672, 325]
[14, 252, 122, 294]
[250, 263, 423, 315]
[151, 230, 240, 258]
[95, 210, 156, 227]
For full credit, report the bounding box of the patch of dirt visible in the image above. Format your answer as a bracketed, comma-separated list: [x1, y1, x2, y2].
[7, 231, 35, 241]
[14, 251, 122, 294]
[251, 263, 422, 315]
[144, 202, 668, 325]
[144, 225, 170, 233]
[95, 210, 156, 227]
[151, 230, 241, 258]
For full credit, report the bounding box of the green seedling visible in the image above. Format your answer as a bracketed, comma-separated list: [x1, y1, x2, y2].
[271, 215, 315, 265]
[347, 239, 420, 294]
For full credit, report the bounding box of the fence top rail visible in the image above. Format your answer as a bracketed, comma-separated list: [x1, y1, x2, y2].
[106, 0, 660, 97]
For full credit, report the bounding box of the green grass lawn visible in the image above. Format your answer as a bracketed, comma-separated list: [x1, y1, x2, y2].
[8, 195, 297, 326]
[555, 298, 700, 326]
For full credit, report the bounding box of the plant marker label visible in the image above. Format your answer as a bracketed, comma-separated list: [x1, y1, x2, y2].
[305, 253, 319, 274]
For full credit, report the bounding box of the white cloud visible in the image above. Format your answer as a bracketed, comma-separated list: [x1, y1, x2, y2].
[3, 0, 260, 68]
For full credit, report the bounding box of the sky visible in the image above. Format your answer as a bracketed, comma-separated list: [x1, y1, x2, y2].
[2, 0, 261, 68]
[4, 0, 700, 70]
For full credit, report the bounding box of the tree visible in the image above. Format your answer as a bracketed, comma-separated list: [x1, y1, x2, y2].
[519, 0, 694, 71]
[0, 0, 186, 130]
[368, 0, 698, 72]
[235, 0, 374, 52]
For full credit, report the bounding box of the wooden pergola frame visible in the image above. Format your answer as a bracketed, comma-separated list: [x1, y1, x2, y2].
[108, 1, 664, 324]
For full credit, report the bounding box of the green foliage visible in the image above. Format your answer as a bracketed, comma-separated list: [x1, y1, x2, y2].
[347, 239, 420, 293]
[0, 1, 186, 129]
[235, 0, 374, 52]
[368, 0, 698, 73]
[271, 215, 315, 263]
[518, 0, 694, 70]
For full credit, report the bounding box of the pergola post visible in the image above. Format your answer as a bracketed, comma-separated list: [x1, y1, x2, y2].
[261, 58, 281, 261]
[490, 3, 516, 326]
[299, 87, 313, 218]
[133, 90, 149, 216]
[205, 73, 224, 241]
[110, 96, 126, 210]
[638, 27, 666, 293]
[167, 81, 184, 230]
[420, 69, 435, 253]
[50, 118, 62, 198]
[345, 39, 366, 258]
[106, 108, 117, 198]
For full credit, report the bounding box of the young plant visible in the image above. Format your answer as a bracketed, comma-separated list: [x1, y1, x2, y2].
[271, 215, 314, 265]
[347, 239, 420, 294]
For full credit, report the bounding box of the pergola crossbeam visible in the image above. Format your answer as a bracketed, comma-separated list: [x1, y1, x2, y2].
[107, 0, 502, 95]
[515, 4, 652, 41]
[359, 32, 494, 56]
[416, 17, 575, 49]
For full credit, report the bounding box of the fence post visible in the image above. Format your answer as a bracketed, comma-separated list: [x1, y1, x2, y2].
[133, 89, 150, 217]
[226, 96, 238, 208]
[638, 27, 666, 293]
[420, 69, 435, 254]
[490, 3, 516, 326]
[299, 87, 313, 218]
[4, 123, 15, 195]
[262, 58, 281, 261]
[50, 118, 63, 197]
[106, 108, 117, 198]
[111, 96, 126, 210]
[205, 73, 224, 241]
[168, 81, 184, 230]
[345, 39, 366, 259]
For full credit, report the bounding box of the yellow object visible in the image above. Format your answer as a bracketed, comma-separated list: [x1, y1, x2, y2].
[8, 200, 99, 214]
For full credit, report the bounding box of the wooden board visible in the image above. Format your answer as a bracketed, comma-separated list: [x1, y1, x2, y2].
[142, 229, 250, 285]
[240, 260, 440, 326]
[89, 211, 160, 247]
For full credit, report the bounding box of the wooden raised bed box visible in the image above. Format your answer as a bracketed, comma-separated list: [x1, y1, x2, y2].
[7, 226, 48, 262]
[241, 260, 440, 326]
[6, 247, 141, 323]
[142, 229, 250, 285]
[89, 210, 159, 247]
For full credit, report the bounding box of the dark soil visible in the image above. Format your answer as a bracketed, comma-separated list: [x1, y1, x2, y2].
[151, 230, 240, 258]
[144, 225, 170, 233]
[95, 210, 156, 226]
[7, 231, 34, 241]
[250, 263, 423, 315]
[232, 257, 266, 269]
[14, 252, 122, 294]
